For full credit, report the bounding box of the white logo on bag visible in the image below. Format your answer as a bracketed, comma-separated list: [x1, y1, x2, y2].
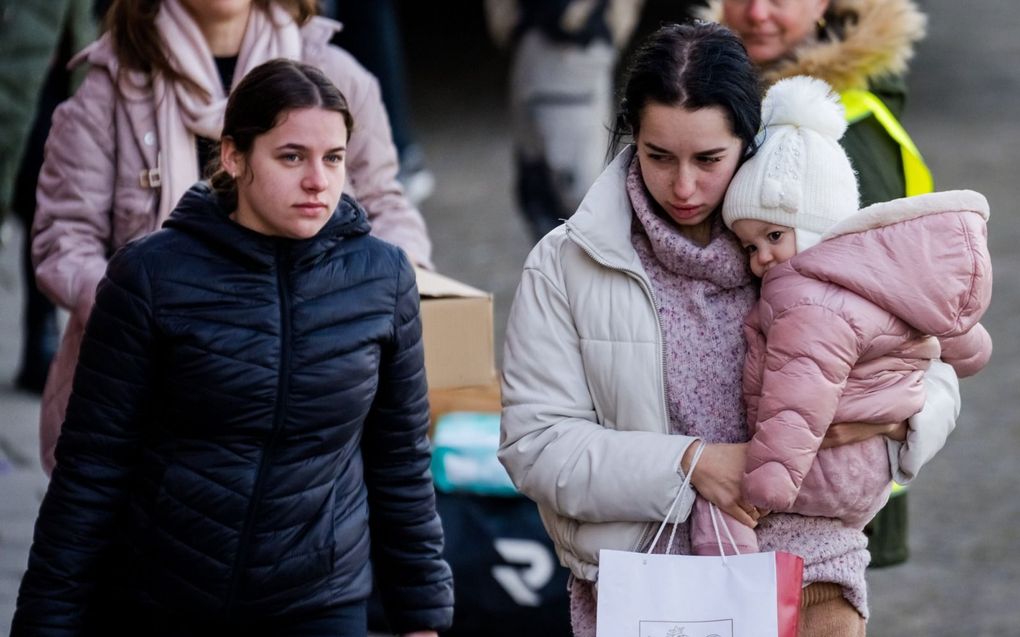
[640, 620, 732, 637]
[491, 538, 555, 606]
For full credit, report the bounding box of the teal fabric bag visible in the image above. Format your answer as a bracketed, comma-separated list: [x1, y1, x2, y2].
[431, 412, 517, 496]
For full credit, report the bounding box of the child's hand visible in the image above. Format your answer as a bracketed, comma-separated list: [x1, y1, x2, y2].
[822, 420, 907, 448]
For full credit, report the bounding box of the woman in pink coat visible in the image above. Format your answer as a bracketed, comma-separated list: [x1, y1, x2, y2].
[689, 77, 992, 595]
[31, 0, 432, 475]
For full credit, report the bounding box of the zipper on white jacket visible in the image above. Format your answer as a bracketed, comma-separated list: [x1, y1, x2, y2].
[565, 226, 672, 553]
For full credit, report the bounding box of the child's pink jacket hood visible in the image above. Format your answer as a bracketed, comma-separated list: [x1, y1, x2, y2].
[743, 190, 992, 521]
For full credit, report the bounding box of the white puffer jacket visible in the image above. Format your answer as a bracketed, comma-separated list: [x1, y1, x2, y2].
[500, 148, 961, 582]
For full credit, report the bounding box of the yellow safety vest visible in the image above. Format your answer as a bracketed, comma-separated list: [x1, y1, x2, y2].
[839, 89, 934, 197]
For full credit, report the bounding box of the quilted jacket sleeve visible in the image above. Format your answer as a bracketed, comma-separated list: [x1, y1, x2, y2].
[362, 252, 453, 633]
[938, 322, 992, 378]
[12, 245, 155, 636]
[31, 66, 117, 323]
[499, 254, 698, 525]
[743, 304, 861, 511]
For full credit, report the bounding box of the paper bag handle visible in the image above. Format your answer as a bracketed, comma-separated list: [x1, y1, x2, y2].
[647, 440, 705, 555]
[708, 500, 742, 563]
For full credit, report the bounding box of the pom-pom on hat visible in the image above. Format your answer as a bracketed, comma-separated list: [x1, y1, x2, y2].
[722, 76, 859, 252]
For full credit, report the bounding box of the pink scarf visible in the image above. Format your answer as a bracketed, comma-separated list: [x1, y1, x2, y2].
[153, 0, 303, 222]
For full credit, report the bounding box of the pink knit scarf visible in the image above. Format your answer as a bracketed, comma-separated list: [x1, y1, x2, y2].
[626, 156, 755, 444]
[153, 0, 303, 223]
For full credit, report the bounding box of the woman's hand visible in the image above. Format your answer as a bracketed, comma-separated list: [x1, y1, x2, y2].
[401, 632, 439, 637]
[822, 420, 908, 449]
[681, 442, 763, 528]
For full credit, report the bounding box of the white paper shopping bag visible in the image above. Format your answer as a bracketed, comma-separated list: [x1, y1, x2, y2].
[595, 445, 802, 637]
[595, 548, 803, 637]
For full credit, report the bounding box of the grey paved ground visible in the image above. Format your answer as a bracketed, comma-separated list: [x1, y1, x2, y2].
[1, 0, 1018, 634]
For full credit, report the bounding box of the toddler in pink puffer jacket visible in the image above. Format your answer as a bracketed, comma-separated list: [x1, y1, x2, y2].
[690, 76, 993, 556]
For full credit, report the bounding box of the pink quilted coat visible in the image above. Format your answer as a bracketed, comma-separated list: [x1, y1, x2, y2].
[742, 190, 992, 526]
[32, 17, 431, 475]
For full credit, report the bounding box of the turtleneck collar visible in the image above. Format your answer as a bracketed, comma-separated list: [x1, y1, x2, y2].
[626, 155, 752, 290]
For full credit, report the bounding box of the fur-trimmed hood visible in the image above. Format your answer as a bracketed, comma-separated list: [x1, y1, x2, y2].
[695, 0, 927, 92]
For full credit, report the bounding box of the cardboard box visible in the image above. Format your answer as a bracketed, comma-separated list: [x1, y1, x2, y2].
[428, 380, 502, 434]
[416, 268, 496, 390]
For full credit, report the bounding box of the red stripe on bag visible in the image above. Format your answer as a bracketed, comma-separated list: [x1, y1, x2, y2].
[775, 551, 805, 637]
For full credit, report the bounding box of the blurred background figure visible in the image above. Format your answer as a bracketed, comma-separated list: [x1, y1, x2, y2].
[0, 0, 98, 393]
[695, 0, 931, 567]
[484, 0, 645, 242]
[322, 0, 436, 205]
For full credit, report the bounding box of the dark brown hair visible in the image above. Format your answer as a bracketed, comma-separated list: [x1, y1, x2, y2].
[609, 21, 762, 161]
[103, 0, 318, 97]
[209, 59, 354, 211]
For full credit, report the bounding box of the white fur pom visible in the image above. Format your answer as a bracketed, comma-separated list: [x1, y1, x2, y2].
[761, 76, 847, 140]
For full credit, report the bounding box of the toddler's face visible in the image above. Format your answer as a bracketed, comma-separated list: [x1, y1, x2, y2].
[731, 219, 797, 278]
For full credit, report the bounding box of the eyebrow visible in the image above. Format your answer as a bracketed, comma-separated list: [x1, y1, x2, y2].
[642, 141, 728, 155]
[275, 143, 346, 153]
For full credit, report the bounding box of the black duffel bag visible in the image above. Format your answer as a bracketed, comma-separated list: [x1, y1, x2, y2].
[370, 492, 571, 636]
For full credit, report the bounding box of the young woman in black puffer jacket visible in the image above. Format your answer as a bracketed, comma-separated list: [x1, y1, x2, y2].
[13, 59, 453, 637]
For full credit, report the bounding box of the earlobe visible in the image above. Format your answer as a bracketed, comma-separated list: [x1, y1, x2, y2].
[220, 138, 241, 178]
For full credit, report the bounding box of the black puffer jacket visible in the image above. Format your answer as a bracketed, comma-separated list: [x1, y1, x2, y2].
[13, 184, 453, 635]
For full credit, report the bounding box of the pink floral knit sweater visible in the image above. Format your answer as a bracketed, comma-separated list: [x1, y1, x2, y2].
[567, 158, 871, 637]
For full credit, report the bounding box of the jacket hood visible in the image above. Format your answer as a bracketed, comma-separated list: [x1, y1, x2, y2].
[696, 0, 927, 92]
[164, 182, 370, 270]
[779, 190, 991, 337]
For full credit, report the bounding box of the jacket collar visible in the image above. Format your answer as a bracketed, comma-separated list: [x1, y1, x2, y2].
[564, 146, 648, 274]
[70, 33, 152, 101]
[164, 182, 371, 270]
[697, 0, 927, 92]
[299, 16, 343, 61]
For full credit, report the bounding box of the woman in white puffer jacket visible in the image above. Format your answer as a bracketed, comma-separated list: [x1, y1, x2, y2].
[498, 22, 960, 637]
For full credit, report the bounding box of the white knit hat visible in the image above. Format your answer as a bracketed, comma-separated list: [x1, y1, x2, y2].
[722, 76, 859, 252]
